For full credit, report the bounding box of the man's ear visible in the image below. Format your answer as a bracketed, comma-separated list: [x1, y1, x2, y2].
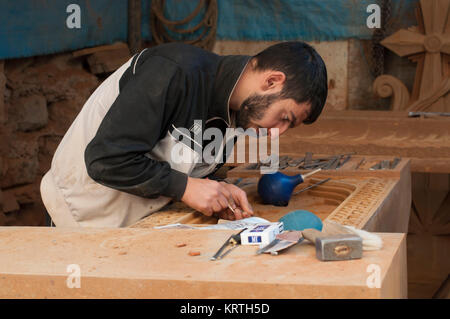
[262, 71, 286, 92]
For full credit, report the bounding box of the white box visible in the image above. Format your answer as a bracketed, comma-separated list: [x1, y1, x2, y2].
[240, 222, 284, 247]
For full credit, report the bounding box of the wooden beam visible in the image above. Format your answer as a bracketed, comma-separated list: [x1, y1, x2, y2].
[72, 42, 131, 75]
[72, 42, 129, 58]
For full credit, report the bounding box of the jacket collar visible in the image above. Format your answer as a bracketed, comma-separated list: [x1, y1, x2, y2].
[211, 55, 251, 127]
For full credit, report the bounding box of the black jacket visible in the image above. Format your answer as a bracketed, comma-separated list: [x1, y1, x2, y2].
[85, 43, 250, 201]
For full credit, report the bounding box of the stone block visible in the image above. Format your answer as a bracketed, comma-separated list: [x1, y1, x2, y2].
[0, 60, 5, 124]
[1, 136, 39, 188]
[0, 227, 407, 298]
[1, 191, 19, 213]
[11, 95, 48, 132]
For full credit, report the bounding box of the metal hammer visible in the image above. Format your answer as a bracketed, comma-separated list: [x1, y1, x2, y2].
[302, 228, 362, 261]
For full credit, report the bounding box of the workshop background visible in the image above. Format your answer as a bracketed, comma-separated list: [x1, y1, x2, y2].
[0, 0, 448, 299]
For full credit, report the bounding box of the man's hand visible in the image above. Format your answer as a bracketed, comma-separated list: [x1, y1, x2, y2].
[217, 181, 254, 220]
[181, 177, 254, 220]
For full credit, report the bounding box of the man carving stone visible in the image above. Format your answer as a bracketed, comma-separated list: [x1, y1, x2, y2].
[40, 41, 328, 227]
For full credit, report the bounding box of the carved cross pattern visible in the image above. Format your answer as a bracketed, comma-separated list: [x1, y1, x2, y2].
[381, 0, 450, 110]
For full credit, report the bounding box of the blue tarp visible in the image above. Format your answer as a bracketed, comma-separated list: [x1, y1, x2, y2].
[0, 0, 419, 59]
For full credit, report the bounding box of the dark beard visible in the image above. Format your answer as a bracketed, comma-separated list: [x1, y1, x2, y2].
[236, 93, 281, 129]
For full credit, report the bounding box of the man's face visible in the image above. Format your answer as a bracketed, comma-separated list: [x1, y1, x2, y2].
[236, 93, 311, 137]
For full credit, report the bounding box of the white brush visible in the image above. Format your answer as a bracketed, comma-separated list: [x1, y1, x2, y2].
[323, 220, 383, 251]
[341, 225, 383, 251]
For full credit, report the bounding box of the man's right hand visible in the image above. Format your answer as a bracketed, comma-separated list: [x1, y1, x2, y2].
[181, 177, 252, 219]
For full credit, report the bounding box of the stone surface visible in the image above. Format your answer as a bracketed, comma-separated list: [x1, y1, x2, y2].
[5, 54, 98, 104]
[0, 60, 5, 125]
[1, 191, 19, 213]
[0, 52, 100, 226]
[135, 156, 411, 235]
[1, 135, 39, 188]
[0, 227, 407, 299]
[10, 95, 48, 132]
[280, 110, 450, 173]
[37, 134, 62, 176]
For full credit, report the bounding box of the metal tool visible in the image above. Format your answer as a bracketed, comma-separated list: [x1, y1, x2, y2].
[227, 203, 237, 214]
[292, 178, 331, 195]
[408, 111, 450, 118]
[304, 152, 313, 165]
[370, 158, 402, 170]
[354, 157, 365, 170]
[369, 161, 382, 170]
[258, 211, 323, 255]
[390, 157, 401, 169]
[256, 231, 304, 255]
[210, 229, 246, 261]
[288, 157, 304, 167]
[257, 169, 322, 206]
[380, 160, 390, 169]
[337, 154, 351, 169]
[298, 152, 355, 170]
[256, 153, 356, 171]
[302, 228, 363, 261]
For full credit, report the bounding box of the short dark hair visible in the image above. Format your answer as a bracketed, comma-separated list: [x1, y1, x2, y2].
[253, 41, 328, 124]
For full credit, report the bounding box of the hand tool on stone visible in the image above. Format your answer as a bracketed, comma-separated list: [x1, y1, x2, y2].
[408, 111, 450, 118]
[354, 157, 365, 170]
[227, 202, 252, 219]
[369, 161, 382, 170]
[278, 155, 290, 169]
[292, 178, 331, 195]
[256, 230, 303, 255]
[300, 153, 355, 170]
[217, 178, 253, 217]
[337, 154, 352, 169]
[306, 220, 382, 253]
[304, 152, 313, 165]
[288, 157, 304, 167]
[390, 157, 401, 169]
[258, 210, 323, 255]
[210, 229, 246, 261]
[257, 169, 322, 206]
[380, 160, 390, 169]
[301, 159, 328, 170]
[302, 228, 363, 261]
[327, 156, 341, 170]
